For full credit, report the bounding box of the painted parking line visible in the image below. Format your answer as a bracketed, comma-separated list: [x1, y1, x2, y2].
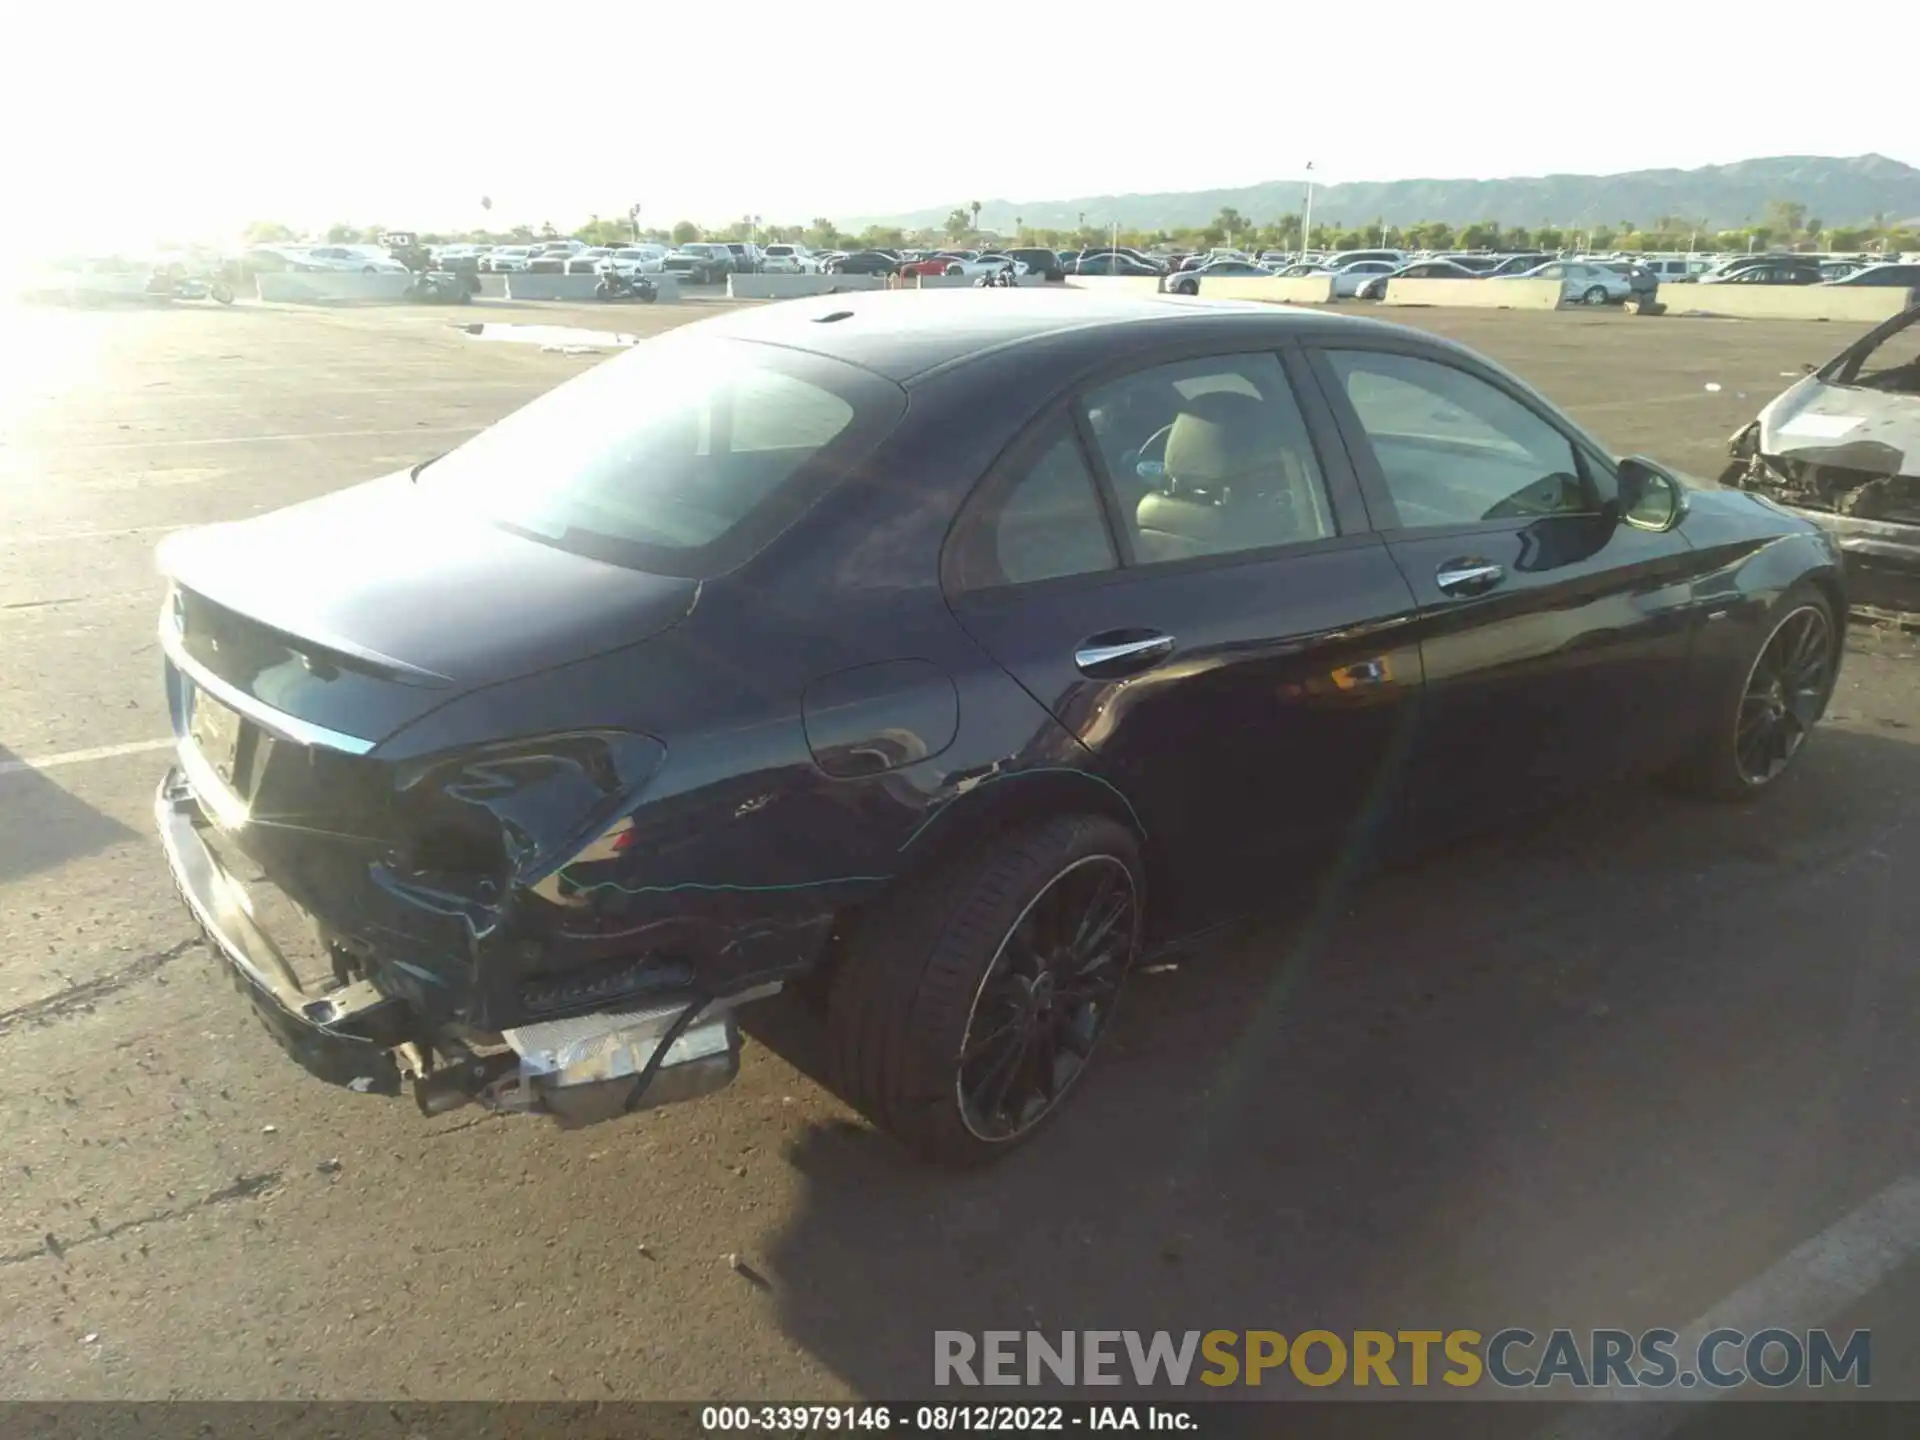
[0, 738, 174, 778]
[0, 523, 189, 547]
[47, 424, 482, 453]
[1535, 1171, 1920, 1438]
[1, 588, 151, 614]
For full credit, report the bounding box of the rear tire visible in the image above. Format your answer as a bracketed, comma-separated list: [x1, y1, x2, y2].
[1669, 581, 1838, 802]
[1583, 285, 1608, 305]
[825, 814, 1143, 1166]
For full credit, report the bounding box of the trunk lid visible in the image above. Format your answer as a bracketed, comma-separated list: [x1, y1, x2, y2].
[159, 471, 699, 745]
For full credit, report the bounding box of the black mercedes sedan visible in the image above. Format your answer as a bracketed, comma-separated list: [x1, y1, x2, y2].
[155, 290, 1846, 1164]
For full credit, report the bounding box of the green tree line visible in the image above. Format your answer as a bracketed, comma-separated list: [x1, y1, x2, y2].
[247, 197, 1919, 258]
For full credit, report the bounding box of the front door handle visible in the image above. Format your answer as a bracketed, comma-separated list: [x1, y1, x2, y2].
[1435, 558, 1505, 597]
[1074, 631, 1176, 678]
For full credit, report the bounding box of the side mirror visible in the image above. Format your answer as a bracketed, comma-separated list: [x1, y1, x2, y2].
[1616, 456, 1681, 530]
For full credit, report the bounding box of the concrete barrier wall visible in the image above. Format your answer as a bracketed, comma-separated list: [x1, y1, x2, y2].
[256, 271, 414, 304]
[728, 273, 887, 299]
[1655, 285, 1917, 322]
[1384, 278, 1563, 310]
[911, 273, 1050, 289]
[1064, 274, 1165, 295]
[505, 274, 604, 301]
[481, 273, 682, 302]
[1195, 275, 1337, 304]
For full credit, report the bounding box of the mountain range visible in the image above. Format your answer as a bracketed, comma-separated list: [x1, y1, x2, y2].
[859, 155, 1920, 234]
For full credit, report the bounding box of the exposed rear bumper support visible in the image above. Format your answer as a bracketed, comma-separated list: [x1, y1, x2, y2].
[155, 766, 768, 1125]
[157, 766, 409, 1094]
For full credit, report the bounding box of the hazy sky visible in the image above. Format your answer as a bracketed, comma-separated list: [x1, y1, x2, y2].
[4, 6, 1906, 250]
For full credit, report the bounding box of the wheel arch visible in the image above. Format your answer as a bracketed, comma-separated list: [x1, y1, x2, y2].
[1804, 568, 1848, 646]
[893, 766, 1147, 882]
[809, 765, 1149, 992]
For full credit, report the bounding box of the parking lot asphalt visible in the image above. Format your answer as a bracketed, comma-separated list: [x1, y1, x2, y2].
[2, 295, 1915, 1410]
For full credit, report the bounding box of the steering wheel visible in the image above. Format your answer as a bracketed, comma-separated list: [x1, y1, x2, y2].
[1118, 422, 1179, 493]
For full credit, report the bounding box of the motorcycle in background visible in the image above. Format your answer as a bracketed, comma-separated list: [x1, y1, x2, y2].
[595, 270, 659, 303]
[148, 259, 235, 304]
[403, 270, 473, 304]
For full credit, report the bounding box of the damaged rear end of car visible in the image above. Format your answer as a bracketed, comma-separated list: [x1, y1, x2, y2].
[1720, 302, 1920, 622]
[153, 580, 753, 1128]
[153, 328, 908, 1127]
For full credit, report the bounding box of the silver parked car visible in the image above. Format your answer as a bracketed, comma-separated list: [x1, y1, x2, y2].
[1496, 260, 1633, 305]
[1329, 259, 1401, 298]
[597, 245, 669, 276]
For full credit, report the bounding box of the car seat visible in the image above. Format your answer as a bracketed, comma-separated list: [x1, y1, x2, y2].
[1133, 391, 1327, 562]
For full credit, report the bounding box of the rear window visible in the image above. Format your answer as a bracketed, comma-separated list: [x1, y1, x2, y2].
[416, 339, 905, 576]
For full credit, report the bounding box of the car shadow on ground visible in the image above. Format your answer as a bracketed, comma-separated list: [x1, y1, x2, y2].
[749, 723, 1920, 1412]
[0, 747, 139, 884]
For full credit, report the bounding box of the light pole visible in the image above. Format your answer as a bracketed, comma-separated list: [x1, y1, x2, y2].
[745, 213, 761, 252]
[1300, 161, 1316, 257]
[629, 203, 642, 242]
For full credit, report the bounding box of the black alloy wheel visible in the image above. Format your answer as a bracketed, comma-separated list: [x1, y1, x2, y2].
[955, 854, 1137, 1143]
[825, 813, 1144, 1164]
[1734, 602, 1834, 787]
[1671, 582, 1838, 801]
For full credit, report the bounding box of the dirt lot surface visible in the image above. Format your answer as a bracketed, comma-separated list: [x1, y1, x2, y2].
[2, 295, 1915, 1415]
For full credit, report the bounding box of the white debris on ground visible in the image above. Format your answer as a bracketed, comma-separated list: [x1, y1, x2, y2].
[458, 322, 642, 350]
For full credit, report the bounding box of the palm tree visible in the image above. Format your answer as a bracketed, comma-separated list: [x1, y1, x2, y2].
[970, 200, 981, 232]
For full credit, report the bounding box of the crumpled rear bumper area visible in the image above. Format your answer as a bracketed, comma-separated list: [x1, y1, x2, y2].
[156, 765, 754, 1126]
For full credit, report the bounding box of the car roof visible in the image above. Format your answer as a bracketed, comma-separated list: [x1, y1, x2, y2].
[680, 288, 1430, 384]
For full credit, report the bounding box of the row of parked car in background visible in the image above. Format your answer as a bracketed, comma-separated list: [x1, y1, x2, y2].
[233, 235, 1920, 303]
[1084, 244, 1920, 304]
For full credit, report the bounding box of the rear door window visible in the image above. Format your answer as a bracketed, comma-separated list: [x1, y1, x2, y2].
[947, 425, 1119, 590]
[1081, 353, 1338, 564]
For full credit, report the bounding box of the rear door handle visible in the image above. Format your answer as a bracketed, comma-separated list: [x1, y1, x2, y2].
[1435, 559, 1505, 597]
[1074, 631, 1176, 678]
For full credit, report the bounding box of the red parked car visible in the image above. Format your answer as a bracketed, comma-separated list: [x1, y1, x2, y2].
[898, 252, 972, 277]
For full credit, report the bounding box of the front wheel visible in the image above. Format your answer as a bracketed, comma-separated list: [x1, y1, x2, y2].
[826, 814, 1144, 1165]
[1583, 285, 1609, 306]
[1670, 582, 1838, 801]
